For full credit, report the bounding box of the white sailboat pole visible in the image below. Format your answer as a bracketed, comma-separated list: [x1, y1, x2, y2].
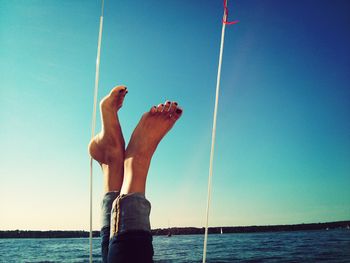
[90, 1, 105, 262]
[202, 7, 227, 263]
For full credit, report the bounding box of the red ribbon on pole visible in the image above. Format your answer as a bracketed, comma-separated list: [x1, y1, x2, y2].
[223, 0, 239, 25]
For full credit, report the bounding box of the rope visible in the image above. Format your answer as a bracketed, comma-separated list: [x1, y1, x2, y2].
[202, 1, 237, 262]
[90, 0, 105, 262]
[223, 0, 239, 25]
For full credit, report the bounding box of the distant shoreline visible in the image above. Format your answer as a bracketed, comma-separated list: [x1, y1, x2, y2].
[1, 220, 349, 238]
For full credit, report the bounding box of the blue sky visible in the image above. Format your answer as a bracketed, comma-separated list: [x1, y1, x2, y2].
[1, 0, 349, 230]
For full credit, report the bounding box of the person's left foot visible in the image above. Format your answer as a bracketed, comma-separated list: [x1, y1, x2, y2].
[120, 101, 183, 194]
[88, 86, 127, 164]
[125, 101, 183, 162]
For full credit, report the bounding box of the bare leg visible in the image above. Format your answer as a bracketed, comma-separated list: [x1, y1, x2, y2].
[88, 85, 128, 192]
[121, 100, 183, 195]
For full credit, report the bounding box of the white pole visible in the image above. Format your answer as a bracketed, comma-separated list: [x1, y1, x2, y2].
[202, 9, 227, 263]
[90, 1, 105, 262]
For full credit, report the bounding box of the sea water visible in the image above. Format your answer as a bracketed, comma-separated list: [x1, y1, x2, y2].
[0, 229, 349, 262]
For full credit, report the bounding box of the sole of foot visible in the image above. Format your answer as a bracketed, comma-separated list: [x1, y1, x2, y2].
[125, 100, 183, 161]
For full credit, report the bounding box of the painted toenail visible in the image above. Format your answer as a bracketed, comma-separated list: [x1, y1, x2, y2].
[176, 108, 182, 114]
[174, 102, 178, 105]
[166, 101, 171, 104]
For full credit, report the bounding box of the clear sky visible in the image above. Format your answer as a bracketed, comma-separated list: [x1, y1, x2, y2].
[1, 0, 349, 231]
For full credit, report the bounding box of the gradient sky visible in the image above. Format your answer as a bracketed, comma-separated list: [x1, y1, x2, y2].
[1, 0, 349, 231]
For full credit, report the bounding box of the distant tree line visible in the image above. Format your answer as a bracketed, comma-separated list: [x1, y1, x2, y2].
[1, 221, 349, 238]
[153, 220, 350, 236]
[0, 230, 100, 239]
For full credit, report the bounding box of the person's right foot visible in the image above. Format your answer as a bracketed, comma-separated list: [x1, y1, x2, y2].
[121, 101, 183, 194]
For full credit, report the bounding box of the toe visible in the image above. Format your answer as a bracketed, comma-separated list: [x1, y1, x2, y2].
[150, 106, 157, 114]
[101, 86, 125, 109]
[100, 86, 127, 110]
[156, 103, 164, 112]
[119, 87, 128, 96]
[118, 87, 128, 100]
[173, 106, 183, 120]
[109, 86, 127, 103]
[110, 85, 127, 96]
[163, 100, 171, 111]
[169, 101, 178, 114]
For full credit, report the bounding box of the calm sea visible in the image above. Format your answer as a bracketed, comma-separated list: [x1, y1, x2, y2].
[0, 229, 349, 262]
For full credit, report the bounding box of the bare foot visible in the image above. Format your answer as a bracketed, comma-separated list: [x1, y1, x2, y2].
[88, 86, 127, 191]
[121, 101, 183, 194]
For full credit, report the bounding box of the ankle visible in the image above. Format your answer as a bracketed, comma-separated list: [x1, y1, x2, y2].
[125, 143, 157, 162]
[101, 163, 124, 192]
[120, 156, 151, 195]
[124, 156, 151, 172]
